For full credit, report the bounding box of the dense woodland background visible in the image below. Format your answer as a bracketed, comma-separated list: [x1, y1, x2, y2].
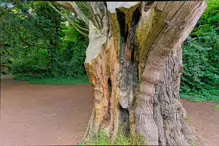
[0, 0, 218, 103]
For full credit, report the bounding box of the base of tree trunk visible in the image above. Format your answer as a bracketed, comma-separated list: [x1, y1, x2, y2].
[136, 47, 195, 145]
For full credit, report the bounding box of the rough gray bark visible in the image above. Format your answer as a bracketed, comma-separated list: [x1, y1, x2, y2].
[153, 47, 193, 145]
[57, 1, 207, 145]
[134, 2, 207, 145]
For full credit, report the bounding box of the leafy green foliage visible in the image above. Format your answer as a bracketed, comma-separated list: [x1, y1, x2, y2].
[1, 1, 88, 79]
[12, 48, 51, 77]
[181, 0, 219, 103]
[58, 24, 88, 77]
[0, 48, 13, 75]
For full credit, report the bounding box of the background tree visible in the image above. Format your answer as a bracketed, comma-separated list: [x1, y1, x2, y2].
[56, 1, 207, 145]
[33, 2, 63, 77]
[0, 1, 88, 78]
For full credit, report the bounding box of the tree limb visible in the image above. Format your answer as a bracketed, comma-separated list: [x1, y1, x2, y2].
[55, 1, 89, 27]
[68, 2, 89, 26]
[55, 2, 78, 16]
[48, 2, 88, 38]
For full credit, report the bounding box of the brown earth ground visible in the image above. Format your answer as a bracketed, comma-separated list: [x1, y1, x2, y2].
[0, 76, 218, 146]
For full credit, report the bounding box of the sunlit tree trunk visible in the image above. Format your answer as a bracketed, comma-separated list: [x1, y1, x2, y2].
[58, 1, 207, 145]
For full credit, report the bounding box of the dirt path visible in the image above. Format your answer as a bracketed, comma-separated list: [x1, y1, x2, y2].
[1, 76, 218, 146]
[182, 100, 219, 146]
[1, 76, 93, 146]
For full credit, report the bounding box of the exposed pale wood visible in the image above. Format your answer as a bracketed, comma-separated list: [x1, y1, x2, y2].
[106, 2, 141, 13]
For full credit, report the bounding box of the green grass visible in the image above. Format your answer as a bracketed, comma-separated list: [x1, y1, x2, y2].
[78, 129, 146, 145]
[190, 143, 197, 146]
[180, 89, 219, 104]
[216, 105, 219, 110]
[14, 74, 90, 85]
[185, 117, 191, 125]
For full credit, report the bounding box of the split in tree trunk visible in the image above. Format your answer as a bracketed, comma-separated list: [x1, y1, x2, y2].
[82, 1, 207, 145]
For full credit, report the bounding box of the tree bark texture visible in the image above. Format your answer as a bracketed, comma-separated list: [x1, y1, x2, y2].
[82, 1, 207, 145]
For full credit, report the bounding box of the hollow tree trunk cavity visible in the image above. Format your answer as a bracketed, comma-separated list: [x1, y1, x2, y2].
[83, 1, 207, 145]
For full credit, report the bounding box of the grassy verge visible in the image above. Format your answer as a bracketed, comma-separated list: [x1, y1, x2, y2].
[215, 105, 219, 110]
[14, 74, 90, 85]
[180, 89, 219, 104]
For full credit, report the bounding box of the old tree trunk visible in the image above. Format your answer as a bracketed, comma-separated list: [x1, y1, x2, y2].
[60, 1, 207, 145]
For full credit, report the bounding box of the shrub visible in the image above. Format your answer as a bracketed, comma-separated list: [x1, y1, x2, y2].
[181, 0, 219, 103]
